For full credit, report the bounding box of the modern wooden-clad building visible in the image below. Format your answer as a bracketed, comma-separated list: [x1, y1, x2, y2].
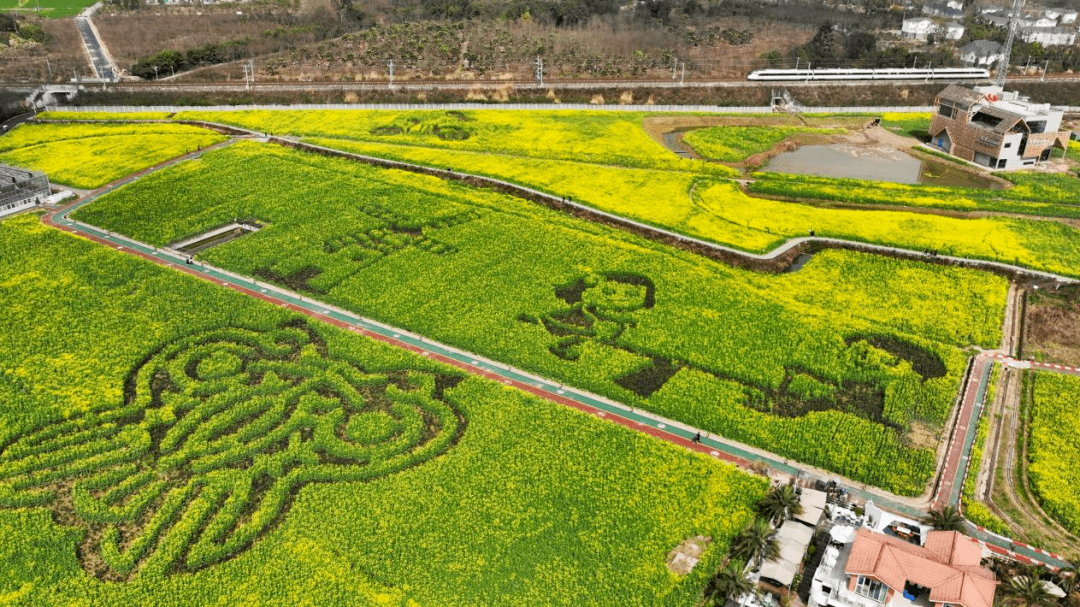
[929, 85, 1070, 170]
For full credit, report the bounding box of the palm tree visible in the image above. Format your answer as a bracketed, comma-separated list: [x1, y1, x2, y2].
[1054, 563, 1076, 598]
[760, 485, 805, 525]
[923, 506, 965, 531]
[732, 519, 781, 568]
[1002, 570, 1057, 607]
[704, 561, 755, 606]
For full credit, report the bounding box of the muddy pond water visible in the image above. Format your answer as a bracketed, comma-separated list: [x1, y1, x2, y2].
[764, 144, 1005, 189]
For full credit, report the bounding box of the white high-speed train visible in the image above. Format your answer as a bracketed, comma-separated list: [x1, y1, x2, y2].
[747, 67, 991, 81]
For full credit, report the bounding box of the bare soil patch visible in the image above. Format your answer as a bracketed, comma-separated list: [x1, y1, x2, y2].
[1024, 285, 1080, 366]
[666, 535, 712, 575]
[0, 18, 88, 82]
[93, 7, 332, 69]
[906, 420, 941, 451]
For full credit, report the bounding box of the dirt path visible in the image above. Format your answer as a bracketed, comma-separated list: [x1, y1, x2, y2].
[973, 284, 1080, 558]
[984, 366, 1080, 558]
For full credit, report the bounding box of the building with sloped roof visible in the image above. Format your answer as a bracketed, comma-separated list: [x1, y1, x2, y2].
[959, 40, 1004, 67]
[929, 84, 1070, 170]
[902, 17, 938, 40]
[943, 21, 965, 40]
[0, 165, 50, 218]
[1018, 25, 1076, 46]
[809, 527, 997, 607]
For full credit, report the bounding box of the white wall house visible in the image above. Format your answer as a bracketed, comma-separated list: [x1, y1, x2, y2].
[943, 21, 965, 39]
[983, 12, 1059, 27]
[1019, 26, 1077, 45]
[1041, 7, 1076, 22]
[902, 17, 938, 40]
[959, 40, 1004, 66]
[923, 2, 963, 18]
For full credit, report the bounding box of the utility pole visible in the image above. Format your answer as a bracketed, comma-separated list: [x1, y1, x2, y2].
[534, 56, 544, 86]
[672, 57, 678, 79]
[45, 54, 52, 80]
[995, 0, 1027, 89]
[680, 61, 685, 85]
[387, 58, 394, 87]
[1041, 59, 1049, 81]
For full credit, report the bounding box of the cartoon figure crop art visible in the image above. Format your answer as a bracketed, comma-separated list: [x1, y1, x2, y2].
[0, 320, 465, 580]
[522, 273, 656, 362]
[522, 274, 947, 426]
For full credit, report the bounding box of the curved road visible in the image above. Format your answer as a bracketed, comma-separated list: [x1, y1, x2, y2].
[33, 131, 1078, 571]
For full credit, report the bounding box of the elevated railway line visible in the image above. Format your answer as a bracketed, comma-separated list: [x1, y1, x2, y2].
[13, 73, 1080, 95]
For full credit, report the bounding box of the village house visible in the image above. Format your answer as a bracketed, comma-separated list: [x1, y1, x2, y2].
[902, 17, 938, 40]
[1042, 7, 1077, 22]
[808, 527, 997, 607]
[929, 84, 1070, 170]
[958, 40, 1004, 66]
[943, 21, 965, 40]
[1018, 25, 1077, 46]
[981, 11, 1058, 27]
[923, 2, 964, 18]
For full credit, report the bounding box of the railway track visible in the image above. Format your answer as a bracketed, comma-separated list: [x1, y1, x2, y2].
[11, 73, 1080, 94]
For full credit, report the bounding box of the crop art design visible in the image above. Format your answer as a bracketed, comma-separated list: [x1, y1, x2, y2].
[521, 274, 946, 426]
[0, 320, 465, 580]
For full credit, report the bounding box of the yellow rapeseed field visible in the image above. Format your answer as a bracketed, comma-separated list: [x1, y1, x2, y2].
[0, 123, 226, 189]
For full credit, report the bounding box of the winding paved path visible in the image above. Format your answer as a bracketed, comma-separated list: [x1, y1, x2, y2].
[32, 130, 1080, 571]
[208, 121, 1080, 284]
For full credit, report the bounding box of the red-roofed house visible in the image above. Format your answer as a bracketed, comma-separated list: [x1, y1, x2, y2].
[809, 528, 997, 607]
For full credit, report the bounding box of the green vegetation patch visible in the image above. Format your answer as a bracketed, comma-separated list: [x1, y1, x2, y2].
[0, 123, 226, 189]
[961, 363, 1009, 535]
[1027, 371, 1080, 535]
[1067, 139, 1080, 164]
[879, 112, 932, 139]
[682, 125, 843, 162]
[0, 0, 95, 18]
[747, 171, 1080, 220]
[0, 213, 763, 604]
[75, 141, 1011, 494]
[38, 112, 175, 121]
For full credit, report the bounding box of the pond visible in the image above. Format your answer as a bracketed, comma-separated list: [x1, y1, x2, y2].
[764, 144, 1005, 189]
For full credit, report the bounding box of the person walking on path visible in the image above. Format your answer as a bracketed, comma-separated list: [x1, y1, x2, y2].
[692, 432, 701, 444]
